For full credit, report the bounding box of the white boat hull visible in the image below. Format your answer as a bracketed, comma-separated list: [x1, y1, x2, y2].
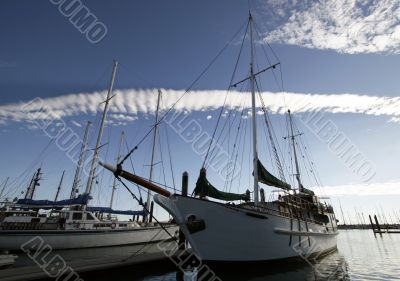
[0, 225, 178, 251]
[155, 195, 338, 262]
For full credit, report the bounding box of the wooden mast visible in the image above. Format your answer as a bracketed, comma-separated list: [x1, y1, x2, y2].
[100, 162, 171, 198]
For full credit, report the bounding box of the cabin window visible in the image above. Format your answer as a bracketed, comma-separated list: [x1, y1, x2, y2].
[86, 213, 95, 220]
[61, 213, 69, 219]
[72, 213, 83, 220]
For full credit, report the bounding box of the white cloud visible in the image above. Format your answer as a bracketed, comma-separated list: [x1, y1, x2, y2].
[315, 180, 400, 196]
[2, 88, 400, 128]
[264, 0, 400, 54]
[206, 115, 212, 120]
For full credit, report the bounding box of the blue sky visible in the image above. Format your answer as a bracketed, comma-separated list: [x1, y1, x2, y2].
[1, 0, 400, 223]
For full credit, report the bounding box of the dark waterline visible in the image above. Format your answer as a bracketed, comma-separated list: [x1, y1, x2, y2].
[40, 230, 400, 281]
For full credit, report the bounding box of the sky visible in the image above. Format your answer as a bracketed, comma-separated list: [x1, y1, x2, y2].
[1, 0, 400, 224]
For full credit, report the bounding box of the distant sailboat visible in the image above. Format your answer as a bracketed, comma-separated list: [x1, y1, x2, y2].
[0, 60, 177, 251]
[101, 13, 338, 263]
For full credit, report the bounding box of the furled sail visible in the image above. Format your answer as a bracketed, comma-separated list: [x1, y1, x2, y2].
[87, 206, 146, 216]
[194, 168, 250, 201]
[16, 193, 91, 208]
[257, 160, 291, 190]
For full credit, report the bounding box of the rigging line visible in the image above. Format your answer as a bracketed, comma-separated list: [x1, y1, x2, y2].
[157, 131, 168, 188]
[252, 42, 291, 183]
[253, 21, 288, 112]
[159, 93, 176, 192]
[202, 19, 250, 168]
[293, 119, 325, 196]
[207, 73, 249, 172]
[4, 138, 55, 199]
[96, 122, 112, 206]
[253, 22, 283, 92]
[124, 138, 143, 201]
[164, 126, 176, 192]
[255, 80, 286, 181]
[227, 91, 249, 192]
[237, 109, 249, 194]
[120, 20, 248, 167]
[115, 177, 178, 241]
[207, 101, 242, 174]
[221, 99, 244, 191]
[123, 138, 180, 193]
[225, 94, 247, 191]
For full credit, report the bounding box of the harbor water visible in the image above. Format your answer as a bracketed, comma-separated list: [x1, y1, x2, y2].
[74, 230, 400, 281]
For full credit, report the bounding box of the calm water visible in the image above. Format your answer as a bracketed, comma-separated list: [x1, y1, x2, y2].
[73, 230, 400, 280]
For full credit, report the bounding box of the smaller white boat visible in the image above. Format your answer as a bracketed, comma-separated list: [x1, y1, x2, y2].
[0, 206, 177, 251]
[0, 254, 17, 269]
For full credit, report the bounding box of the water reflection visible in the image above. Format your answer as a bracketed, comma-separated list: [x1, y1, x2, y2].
[35, 230, 400, 280]
[197, 250, 349, 281]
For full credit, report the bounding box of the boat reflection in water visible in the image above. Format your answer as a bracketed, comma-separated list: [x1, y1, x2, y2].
[72, 247, 349, 281]
[210, 250, 349, 281]
[0, 239, 177, 281]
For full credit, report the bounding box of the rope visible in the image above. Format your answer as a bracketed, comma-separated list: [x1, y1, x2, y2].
[164, 126, 177, 192]
[255, 81, 286, 182]
[202, 20, 250, 168]
[116, 176, 178, 241]
[119, 20, 248, 167]
[115, 177, 178, 262]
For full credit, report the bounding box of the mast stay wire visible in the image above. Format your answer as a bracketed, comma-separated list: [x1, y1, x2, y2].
[202, 20, 250, 168]
[224, 93, 248, 192]
[3, 138, 54, 199]
[119, 20, 249, 167]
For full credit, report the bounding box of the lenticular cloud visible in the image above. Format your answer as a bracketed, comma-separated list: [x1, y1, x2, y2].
[1, 88, 400, 126]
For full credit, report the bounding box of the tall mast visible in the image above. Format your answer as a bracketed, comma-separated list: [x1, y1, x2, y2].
[25, 170, 37, 199]
[54, 170, 65, 201]
[146, 89, 162, 217]
[0, 177, 9, 199]
[29, 168, 42, 200]
[85, 60, 119, 198]
[109, 131, 124, 209]
[288, 110, 302, 191]
[71, 121, 92, 199]
[249, 13, 259, 205]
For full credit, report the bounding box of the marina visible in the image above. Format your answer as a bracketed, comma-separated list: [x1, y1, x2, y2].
[1, 1, 400, 280]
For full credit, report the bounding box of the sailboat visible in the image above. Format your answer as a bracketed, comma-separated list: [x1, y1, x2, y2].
[0, 61, 177, 251]
[101, 13, 339, 263]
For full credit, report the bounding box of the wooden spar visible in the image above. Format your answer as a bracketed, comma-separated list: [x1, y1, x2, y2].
[99, 162, 171, 197]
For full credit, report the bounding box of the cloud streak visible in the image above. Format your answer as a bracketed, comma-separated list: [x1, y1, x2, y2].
[316, 180, 400, 196]
[1, 88, 400, 126]
[263, 0, 400, 54]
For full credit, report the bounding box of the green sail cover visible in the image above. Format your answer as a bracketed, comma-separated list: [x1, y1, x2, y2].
[194, 168, 250, 201]
[257, 160, 291, 190]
